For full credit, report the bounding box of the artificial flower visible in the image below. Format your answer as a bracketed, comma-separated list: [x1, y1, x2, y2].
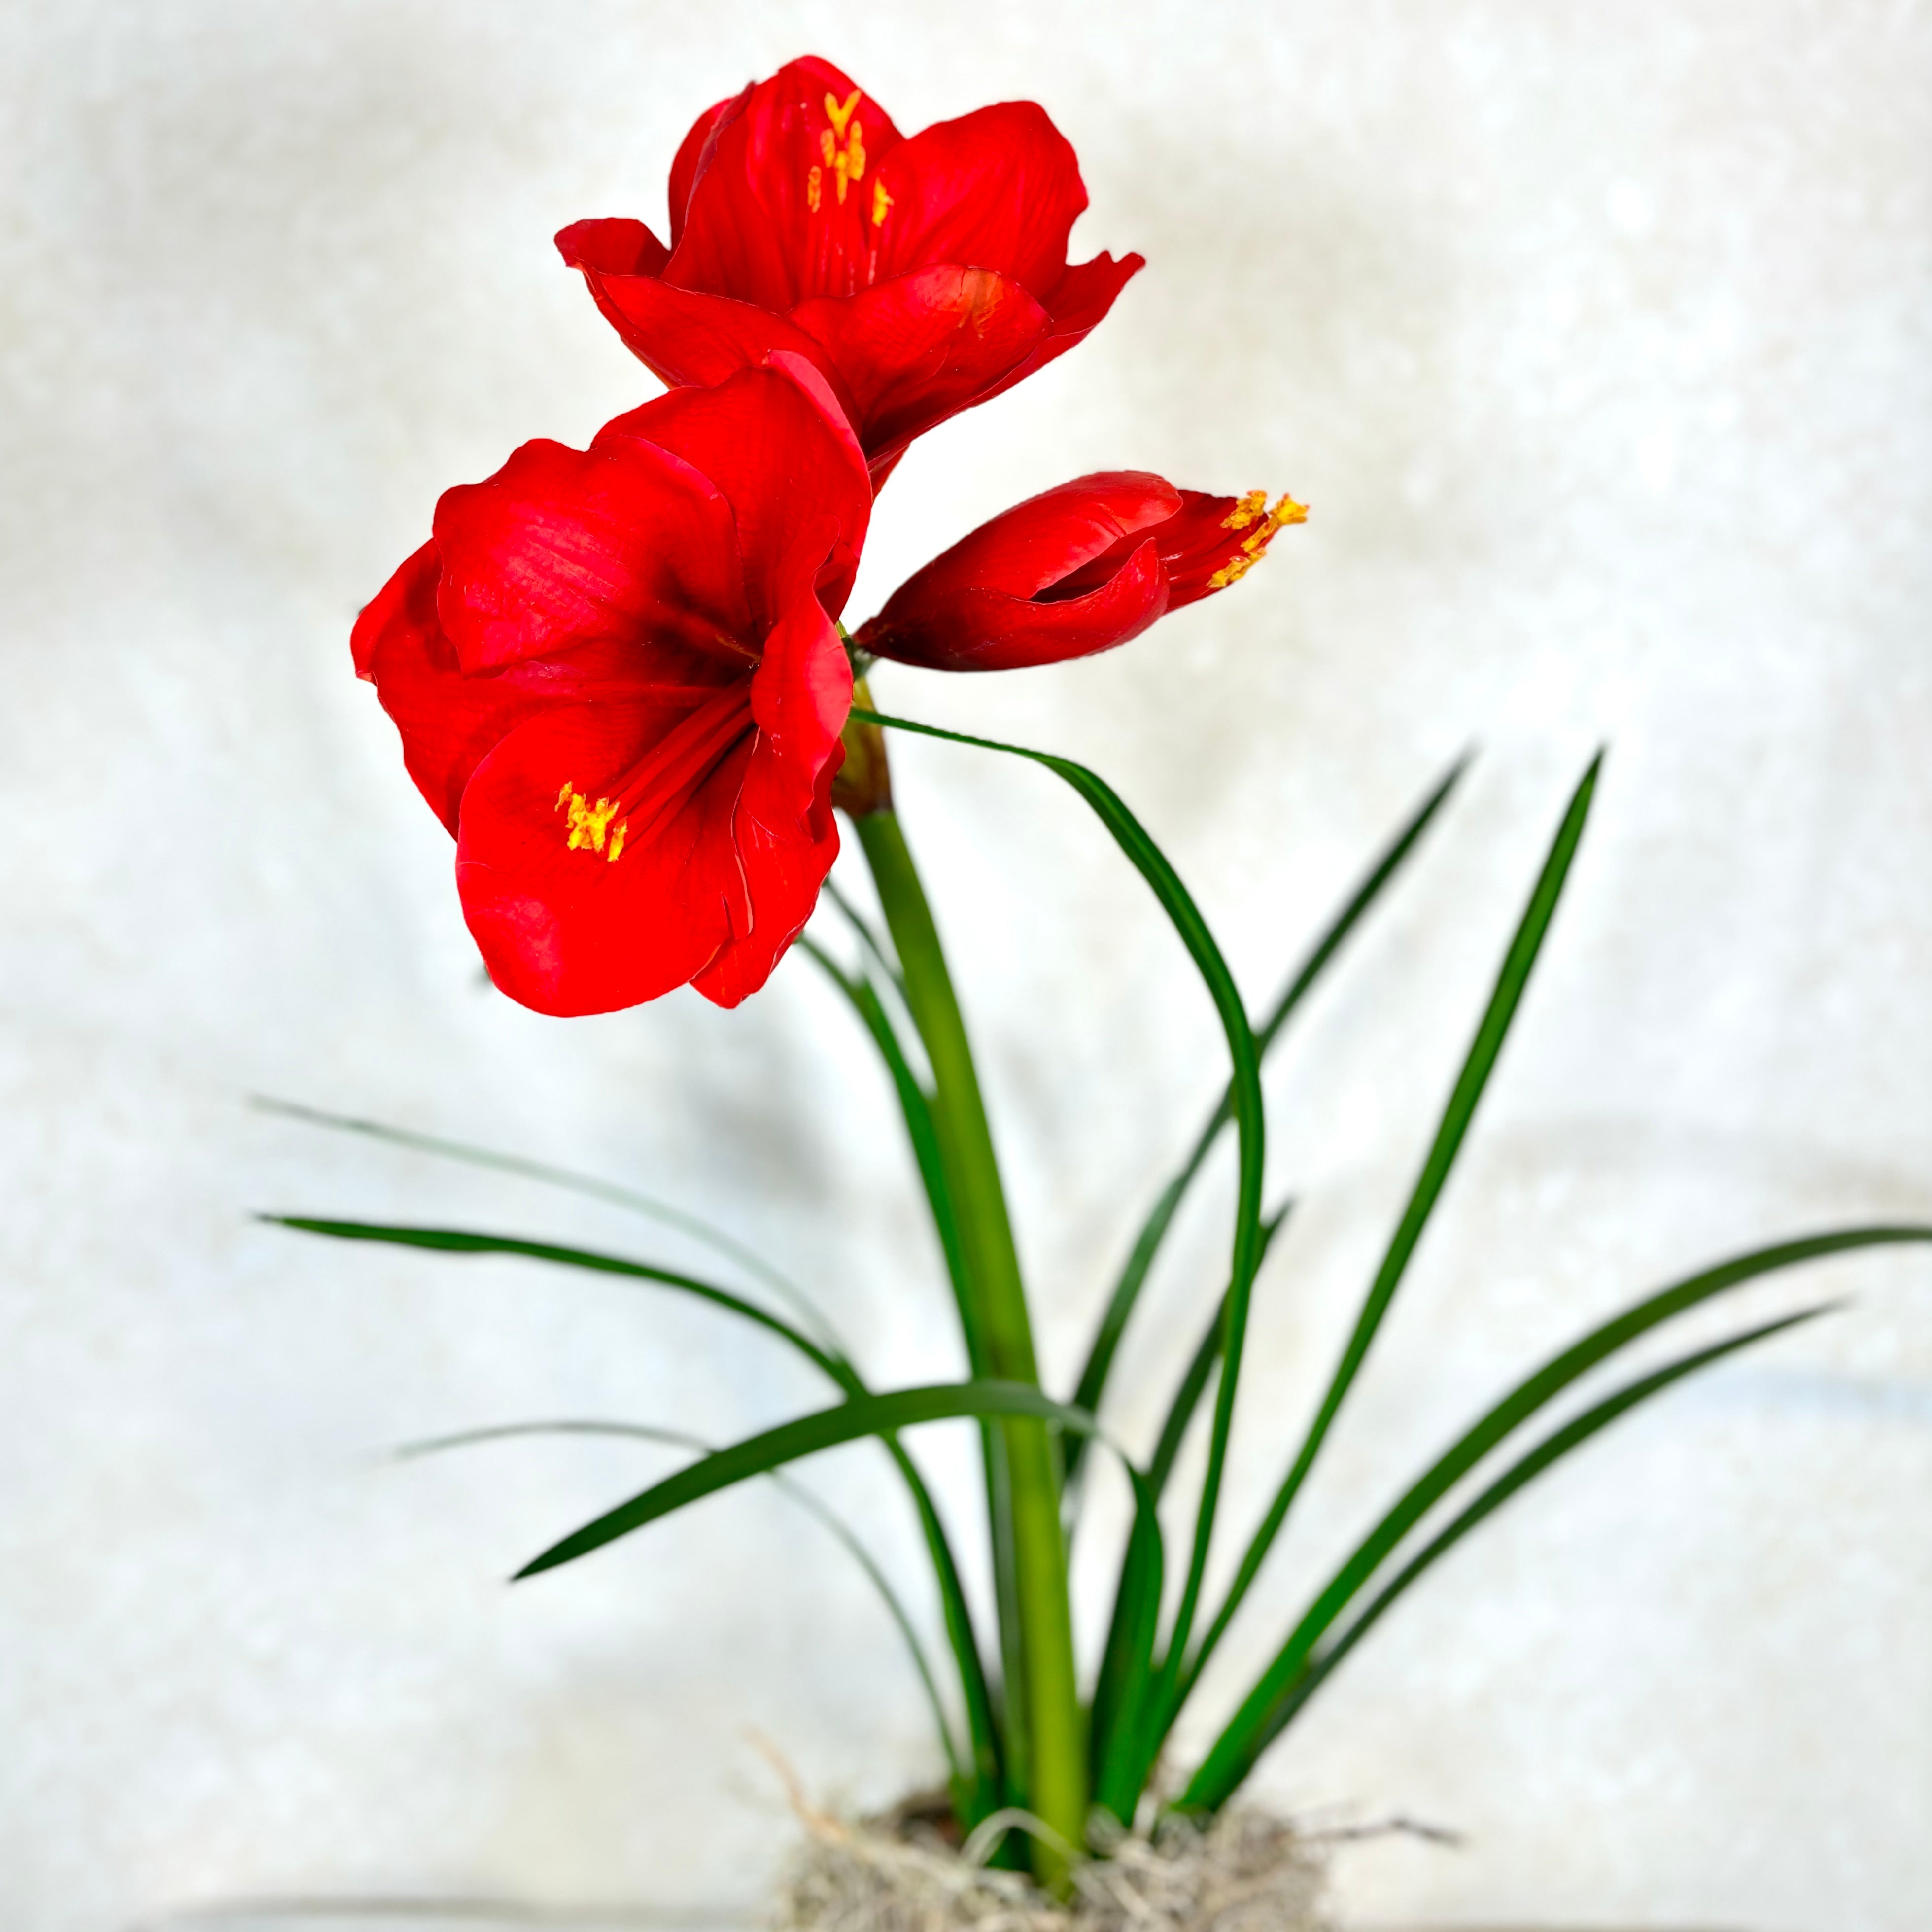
[351, 355, 870, 1016]
[852, 472, 1306, 672]
[556, 55, 1142, 484]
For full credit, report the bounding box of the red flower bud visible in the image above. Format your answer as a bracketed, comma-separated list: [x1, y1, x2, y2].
[556, 57, 1142, 486]
[852, 474, 1306, 672]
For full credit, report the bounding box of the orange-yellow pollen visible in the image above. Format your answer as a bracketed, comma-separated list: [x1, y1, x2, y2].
[871, 177, 894, 226]
[556, 781, 628, 862]
[1208, 490, 1308, 590]
[817, 89, 866, 205]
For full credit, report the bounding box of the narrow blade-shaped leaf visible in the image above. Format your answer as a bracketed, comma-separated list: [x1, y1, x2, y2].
[854, 708, 1267, 1743]
[1182, 1304, 1837, 1809]
[1174, 754, 1601, 1718]
[253, 1096, 839, 1353]
[798, 938, 977, 1362]
[516, 1380, 1108, 1577]
[395, 1417, 967, 1792]
[1148, 1205, 1295, 1501]
[264, 1217, 848, 1381]
[274, 1210, 1006, 1817]
[1065, 755, 1468, 1491]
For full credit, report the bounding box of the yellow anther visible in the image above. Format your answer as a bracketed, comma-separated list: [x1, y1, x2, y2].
[1207, 553, 1258, 591]
[1271, 491, 1310, 527]
[813, 90, 864, 205]
[555, 782, 627, 862]
[871, 177, 894, 226]
[825, 89, 861, 138]
[1221, 489, 1269, 530]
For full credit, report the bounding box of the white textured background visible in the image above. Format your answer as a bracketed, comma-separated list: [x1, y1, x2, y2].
[2, 3, 1928, 1929]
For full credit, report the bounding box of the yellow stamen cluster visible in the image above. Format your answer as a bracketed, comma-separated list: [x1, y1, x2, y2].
[819, 89, 866, 206]
[556, 782, 628, 862]
[1208, 490, 1309, 590]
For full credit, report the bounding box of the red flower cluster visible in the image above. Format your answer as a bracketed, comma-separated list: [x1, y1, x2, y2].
[356, 57, 1303, 1015]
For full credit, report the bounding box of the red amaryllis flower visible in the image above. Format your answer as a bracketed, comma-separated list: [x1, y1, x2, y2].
[555, 56, 1142, 485]
[852, 473, 1306, 672]
[350, 355, 870, 1017]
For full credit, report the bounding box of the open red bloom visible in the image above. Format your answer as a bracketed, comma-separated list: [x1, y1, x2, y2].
[852, 473, 1306, 672]
[351, 355, 870, 1016]
[556, 56, 1142, 485]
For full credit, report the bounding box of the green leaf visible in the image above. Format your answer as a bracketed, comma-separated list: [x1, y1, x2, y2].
[395, 1417, 966, 1793]
[263, 1217, 848, 1380]
[797, 938, 978, 1363]
[1172, 753, 1601, 1722]
[271, 1209, 1006, 1820]
[514, 1380, 1139, 1581]
[797, 938, 1013, 1819]
[821, 876, 910, 1004]
[1147, 1205, 1296, 1502]
[253, 1096, 843, 1356]
[853, 707, 1268, 1763]
[1063, 754, 1468, 1494]
[1088, 1202, 1291, 1813]
[1182, 1303, 1839, 1809]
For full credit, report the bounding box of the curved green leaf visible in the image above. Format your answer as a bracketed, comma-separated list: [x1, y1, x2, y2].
[395, 1417, 965, 1790]
[822, 876, 910, 1004]
[797, 938, 977, 1362]
[252, 1096, 841, 1355]
[1065, 755, 1468, 1493]
[1172, 753, 1601, 1725]
[1183, 1303, 1838, 1809]
[271, 1209, 1005, 1819]
[515, 1380, 1123, 1578]
[263, 1217, 847, 1380]
[853, 707, 1267, 1746]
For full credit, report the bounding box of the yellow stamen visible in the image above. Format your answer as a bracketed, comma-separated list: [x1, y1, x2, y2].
[1209, 490, 1308, 589]
[555, 782, 628, 862]
[812, 90, 865, 206]
[825, 89, 862, 138]
[871, 178, 894, 226]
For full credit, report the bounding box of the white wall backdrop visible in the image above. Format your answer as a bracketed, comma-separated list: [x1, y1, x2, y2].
[2, 3, 1928, 1928]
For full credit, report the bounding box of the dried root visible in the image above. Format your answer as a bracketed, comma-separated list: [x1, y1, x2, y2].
[771, 1799, 1327, 1932]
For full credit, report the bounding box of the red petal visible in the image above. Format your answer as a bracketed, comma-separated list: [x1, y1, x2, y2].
[594, 358, 870, 628]
[789, 265, 1050, 470]
[1042, 250, 1145, 340]
[558, 221, 833, 390]
[691, 590, 848, 1006]
[455, 694, 757, 1017]
[431, 434, 752, 674]
[668, 91, 743, 245]
[353, 541, 727, 837]
[872, 101, 1089, 301]
[889, 472, 1180, 608]
[554, 216, 669, 281]
[667, 58, 905, 310]
[859, 537, 1168, 672]
[964, 250, 1145, 417]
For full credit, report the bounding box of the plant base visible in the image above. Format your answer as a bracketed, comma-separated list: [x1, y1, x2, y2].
[773, 1800, 1327, 1932]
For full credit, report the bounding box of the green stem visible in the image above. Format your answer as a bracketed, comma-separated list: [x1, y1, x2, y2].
[855, 809, 1086, 1888]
